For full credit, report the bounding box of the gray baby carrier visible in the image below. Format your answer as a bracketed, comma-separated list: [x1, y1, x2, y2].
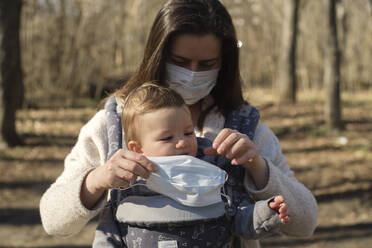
[100, 96, 261, 248]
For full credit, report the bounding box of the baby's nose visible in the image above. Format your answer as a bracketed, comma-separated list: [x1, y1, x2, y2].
[176, 139, 186, 149]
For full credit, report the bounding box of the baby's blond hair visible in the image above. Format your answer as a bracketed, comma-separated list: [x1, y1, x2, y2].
[120, 82, 186, 146]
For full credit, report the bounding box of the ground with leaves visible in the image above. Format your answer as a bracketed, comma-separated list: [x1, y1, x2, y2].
[1, 90, 371, 248]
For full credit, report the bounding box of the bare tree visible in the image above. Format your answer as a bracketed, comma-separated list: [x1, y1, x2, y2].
[0, 0, 24, 147]
[279, 0, 300, 103]
[324, 0, 343, 131]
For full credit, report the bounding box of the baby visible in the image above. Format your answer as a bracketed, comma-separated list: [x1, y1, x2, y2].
[93, 83, 289, 247]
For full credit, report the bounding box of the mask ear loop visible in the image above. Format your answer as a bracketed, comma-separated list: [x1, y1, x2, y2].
[220, 173, 232, 207]
[110, 181, 149, 205]
[114, 181, 148, 191]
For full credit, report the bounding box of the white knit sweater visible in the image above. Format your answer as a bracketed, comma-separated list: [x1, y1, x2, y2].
[39, 108, 317, 247]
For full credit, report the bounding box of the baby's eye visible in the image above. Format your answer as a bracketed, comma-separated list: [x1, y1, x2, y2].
[161, 136, 173, 141]
[185, 132, 194, 136]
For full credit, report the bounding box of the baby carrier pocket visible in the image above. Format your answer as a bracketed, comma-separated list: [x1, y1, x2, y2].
[115, 195, 232, 248]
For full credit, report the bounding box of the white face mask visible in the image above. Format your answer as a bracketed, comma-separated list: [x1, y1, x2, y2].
[166, 63, 219, 105]
[139, 155, 227, 207]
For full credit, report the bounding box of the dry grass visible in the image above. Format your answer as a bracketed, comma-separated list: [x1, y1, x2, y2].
[0, 89, 371, 247]
[247, 89, 372, 248]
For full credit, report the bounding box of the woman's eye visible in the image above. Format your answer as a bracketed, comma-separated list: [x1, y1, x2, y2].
[174, 60, 188, 67]
[185, 132, 194, 136]
[170, 57, 188, 66]
[199, 63, 215, 70]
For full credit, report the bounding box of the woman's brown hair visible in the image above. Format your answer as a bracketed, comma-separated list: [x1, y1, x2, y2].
[114, 0, 245, 128]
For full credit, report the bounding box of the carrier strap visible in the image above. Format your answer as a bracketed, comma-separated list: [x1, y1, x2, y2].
[215, 104, 260, 217]
[104, 96, 127, 247]
[217, 104, 260, 248]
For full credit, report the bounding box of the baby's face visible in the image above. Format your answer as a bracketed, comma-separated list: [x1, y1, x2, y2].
[136, 106, 197, 157]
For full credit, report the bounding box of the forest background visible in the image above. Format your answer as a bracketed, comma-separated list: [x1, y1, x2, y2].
[21, 0, 370, 105]
[0, 0, 371, 247]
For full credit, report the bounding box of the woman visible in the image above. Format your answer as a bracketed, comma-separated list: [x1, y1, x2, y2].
[40, 0, 317, 247]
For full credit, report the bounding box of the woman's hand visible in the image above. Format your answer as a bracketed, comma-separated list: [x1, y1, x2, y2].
[93, 149, 157, 190]
[204, 128, 269, 189]
[204, 128, 261, 168]
[81, 149, 157, 209]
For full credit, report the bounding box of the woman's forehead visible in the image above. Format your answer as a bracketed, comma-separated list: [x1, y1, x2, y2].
[170, 33, 222, 60]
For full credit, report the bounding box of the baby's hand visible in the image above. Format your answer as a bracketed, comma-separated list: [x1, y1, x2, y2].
[269, 195, 290, 223]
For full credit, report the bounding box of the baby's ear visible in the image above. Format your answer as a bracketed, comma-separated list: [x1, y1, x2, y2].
[128, 141, 143, 154]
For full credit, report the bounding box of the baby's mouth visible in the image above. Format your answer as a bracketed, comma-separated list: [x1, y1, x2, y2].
[177, 152, 189, 156]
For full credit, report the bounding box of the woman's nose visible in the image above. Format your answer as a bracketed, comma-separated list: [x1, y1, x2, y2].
[189, 62, 199, 72]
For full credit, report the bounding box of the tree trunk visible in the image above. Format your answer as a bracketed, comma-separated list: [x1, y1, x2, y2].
[324, 0, 343, 131]
[0, 0, 24, 147]
[279, 0, 300, 104]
